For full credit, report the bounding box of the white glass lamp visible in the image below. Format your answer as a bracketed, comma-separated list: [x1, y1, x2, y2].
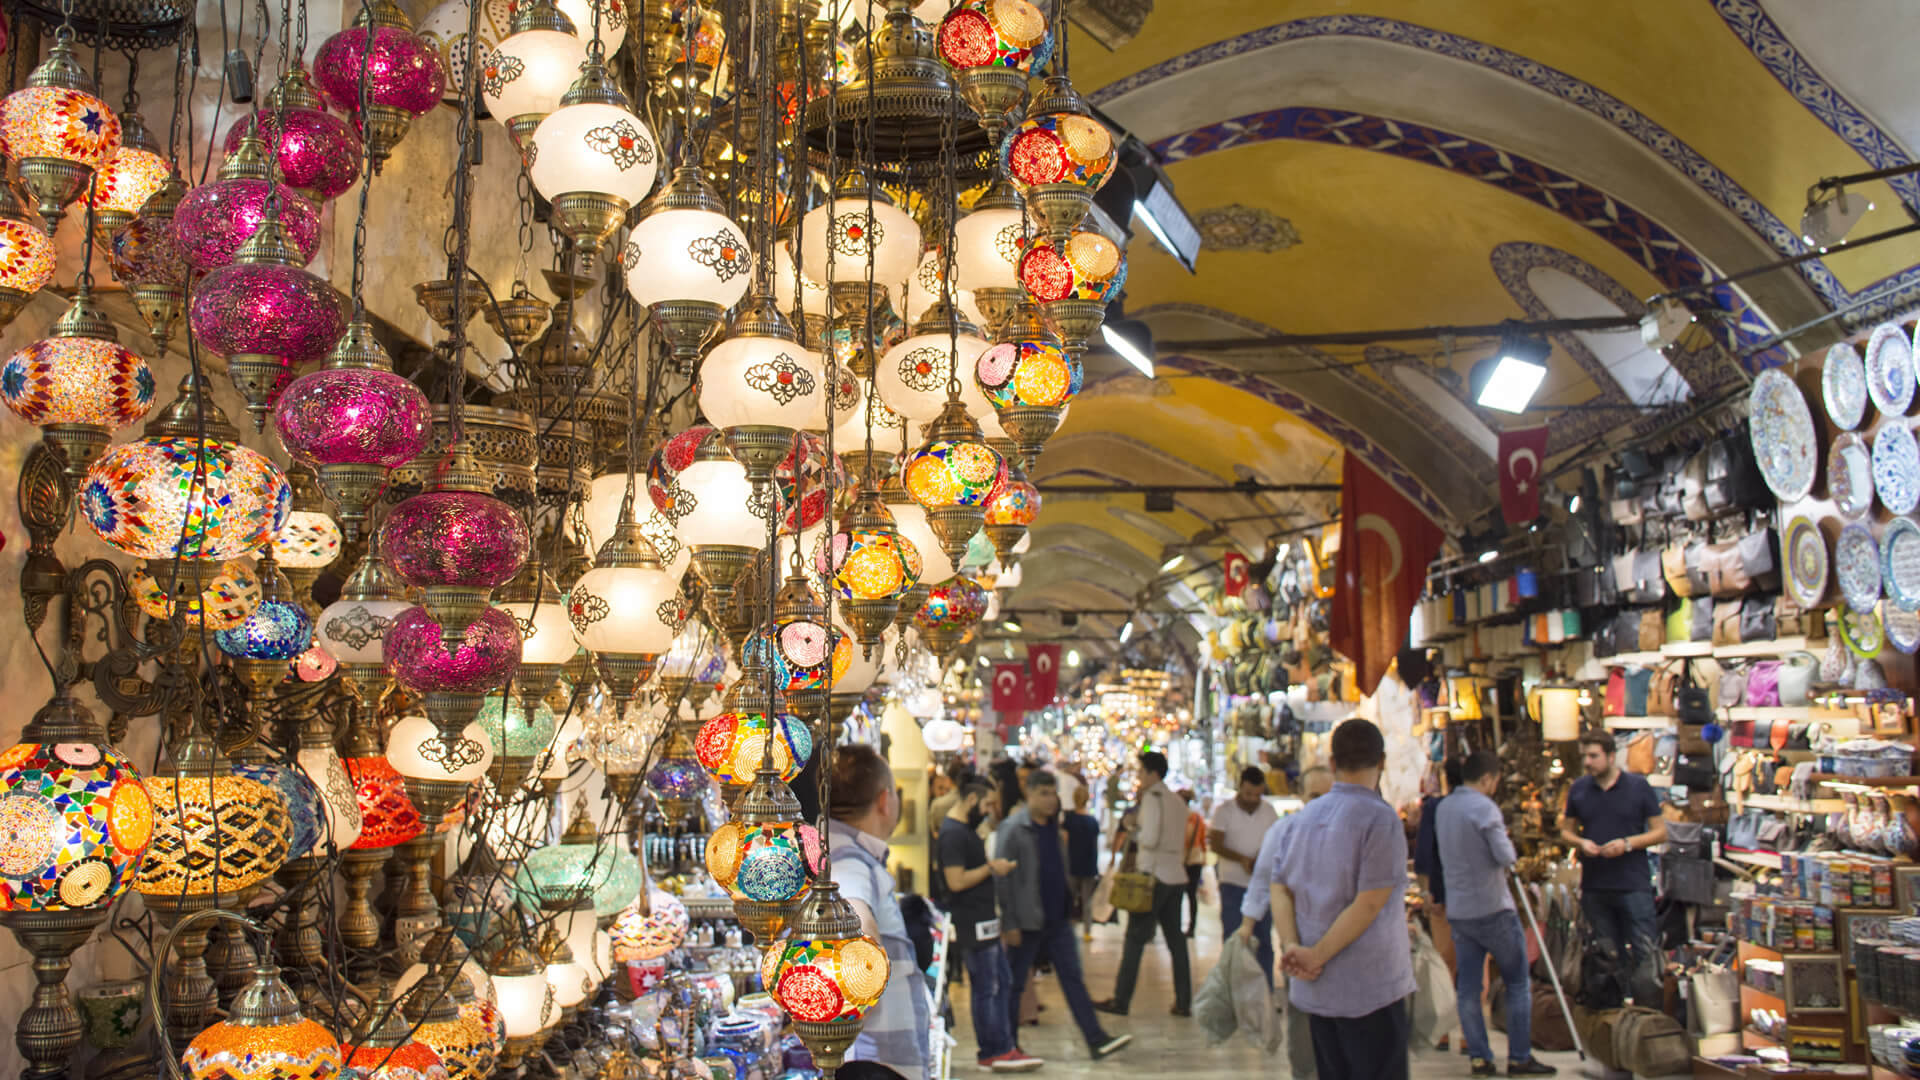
[623, 174, 753, 311]
[798, 171, 921, 307]
[481, 0, 589, 146]
[295, 742, 365, 849]
[388, 713, 496, 782]
[774, 241, 832, 323]
[579, 473, 690, 581]
[570, 530, 680, 658]
[555, 0, 625, 54]
[499, 579, 580, 668]
[891, 500, 956, 585]
[877, 304, 991, 423]
[698, 299, 826, 459]
[490, 944, 554, 1037]
[528, 59, 659, 260]
[675, 453, 765, 549]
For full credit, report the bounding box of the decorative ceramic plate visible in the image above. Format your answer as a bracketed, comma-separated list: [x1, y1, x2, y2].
[1748, 368, 1818, 502]
[1841, 606, 1885, 658]
[1830, 431, 1875, 519]
[1874, 421, 1920, 514]
[1836, 522, 1883, 613]
[1824, 341, 1869, 430]
[1883, 517, 1920, 609]
[1883, 600, 1920, 655]
[1783, 515, 1829, 610]
[1866, 321, 1916, 416]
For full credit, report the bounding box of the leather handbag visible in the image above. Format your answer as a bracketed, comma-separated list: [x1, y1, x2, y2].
[1691, 594, 1714, 642]
[1630, 550, 1664, 604]
[1740, 594, 1777, 642]
[1717, 664, 1745, 708]
[1681, 448, 1711, 522]
[1650, 666, 1680, 717]
[1605, 669, 1626, 716]
[1700, 542, 1743, 598]
[1746, 661, 1782, 708]
[1626, 731, 1656, 774]
[1706, 425, 1769, 511]
[1109, 869, 1155, 914]
[1637, 608, 1664, 652]
[1665, 598, 1692, 644]
[1737, 529, 1781, 593]
[1712, 599, 1743, 646]
[1775, 595, 1812, 638]
[1662, 545, 1695, 597]
[1677, 686, 1712, 725]
[1593, 618, 1618, 658]
[1778, 652, 1817, 707]
[1612, 552, 1641, 598]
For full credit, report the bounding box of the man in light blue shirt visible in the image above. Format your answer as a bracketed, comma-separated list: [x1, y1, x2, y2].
[1271, 720, 1417, 1080]
[1435, 749, 1556, 1078]
[1235, 765, 1330, 1080]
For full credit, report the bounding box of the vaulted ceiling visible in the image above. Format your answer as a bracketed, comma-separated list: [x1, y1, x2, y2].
[1001, 0, 1920, 653]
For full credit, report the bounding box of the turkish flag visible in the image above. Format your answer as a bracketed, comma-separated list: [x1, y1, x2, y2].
[1027, 644, 1061, 704]
[1221, 551, 1251, 597]
[1331, 455, 1444, 697]
[990, 663, 1030, 713]
[1498, 426, 1551, 525]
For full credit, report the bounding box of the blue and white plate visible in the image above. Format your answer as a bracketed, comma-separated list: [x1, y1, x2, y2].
[1831, 432, 1875, 519]
[1836, 522, 1883, 613]
[1824, 341, 1868, 430]
[1883, 518, 1920, 610]
[1867, 322, 1915, 416]
[1883, 600, 1920, 655]
[1748, 368, 1818, 502]
[1875, 422, 1920, 514]
[1784, 515, 1829, 610]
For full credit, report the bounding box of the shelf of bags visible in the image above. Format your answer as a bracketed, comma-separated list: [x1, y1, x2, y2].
[1724, 706, 1811, 722]
[1605, 717, 1675, 730]
[1730, 793, 1847, 813]
[1714, 636, 1811, 659]
[1662, 641, 1715, 658]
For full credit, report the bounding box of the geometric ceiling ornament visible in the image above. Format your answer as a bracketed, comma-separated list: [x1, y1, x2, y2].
[1149, 203, 1300, 254]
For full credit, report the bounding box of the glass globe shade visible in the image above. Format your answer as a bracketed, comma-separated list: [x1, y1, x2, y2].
[317, 594, 413, 666]
[2, 335, 156, 431]
[82, 436, 291, 561]
[345, 754, 423, 850]
[578, 473, 690, 580]
[185, 1012, 342, 1080]
[936, 0, 1051, 71]
[385, 605, 523, 696]
[500, 593, 579, 667]
[613, 887, 688, 961]
[394, 957, 495, 1004]
[915, 575, 990, 633]
[905, 432, 1007, 511]
[832, 385, 909, 456]
[490, 970, 553, 1037]
[798, 189, 921, 302]
[90, 145, 170, 219]
[295, 744, 364, 848]
[705, 819, 819, 902]
[698, 334, 824, 433]
[1003, 106, 1116, 194]
[768, 932, 890, 1024]
[0, 218, 55, 294]
[569, 562, 680, 656]
[131, 558, 262, 631]
[233, 759, 324, 862]
[833, 609, 883, 694]
[976, 336, 1081, 410]
[1017, 229, 1126, 303]
[657, 622, 726, 684]
[986, 476, 1038, 527]
[673, 458, 763, 547]
[554, 0, 625, 53]
[0, 85, 120, 169]
[295, 646, 337, 682]
[481, 30, 588, 127]
[418, 0, 513, 104]
[135, 771, 292, 896]
[825, 520, 921, 603]
[273, 508, 343, 569]
[475, 696, 559, 760]
[904, 247, 972, 324]
[381, 490, 530, 591]
[0, 740, 150, 910]
[773, 242, 831, 320]
[877, 327, 990, 423]
[922, 717, 965, 753]
[890, 502, 956, 584]
[388, 713, 495, 783]
[954, 203, 1025, 293]
[173, 180, 323, 272]
[528, 102, 659, 207]
[622, 203, 753, 309]
[275, 365, 433, 470]
[312, 25, 449, 120]
[546, 957, 590, 1009]
[695, 706, 812, 785]
[517, 841, 642, 917]
[216, 598, 314, 660]
[224, 99, 363, 202]
[189, 259, 350, 372]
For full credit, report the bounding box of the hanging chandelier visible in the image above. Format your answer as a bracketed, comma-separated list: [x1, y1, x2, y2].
[0, 35, 121, 233]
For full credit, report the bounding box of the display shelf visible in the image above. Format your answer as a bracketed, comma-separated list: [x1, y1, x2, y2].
[1716, 636, 1811, 659]
[1604, 650, 1666, 667]
[1726, 706, 1812, 722]
[1727, 849, 1783, 869]
[1731, 793, 1847, 814]
[1811, 774, 1920, 788]
[1605, 717, 1675, 730]
[1663, 640, 1715, 657]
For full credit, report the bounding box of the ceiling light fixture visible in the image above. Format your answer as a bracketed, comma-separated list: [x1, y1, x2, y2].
[1119, 619, 1134, 643]
[1800, 186, 1872, 250]
[1478, 549, 1499, 564]
[1066, 648, 1081, 667]
[1102, 319, 1154, 378]
[1568, 493, 1581, 514]
[1002, 619, 1022, 633]
[1159, 553, 1183, 572]
[1470, 329, 1551, 413]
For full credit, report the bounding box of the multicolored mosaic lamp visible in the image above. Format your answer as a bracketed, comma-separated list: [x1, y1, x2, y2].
[999, 73, 1114, 244]
[1016, 227, 1125, 354]
[0, 36, 121, 232]
[339, 710, 423, 950]
[130, 558, 263, 632]
[1, 286, 156, 482]
[824, 487, 921, 649]
[403, 965, 498, 1080]
[974, 297, 1079, 465]
[182, 962, 344, 1080]
[695, 663, 812, 787]
[914, 573, 990, 659]
[904, 398, 1007, 569]
[0, 179, 55, 332]
[217, 557, 315, 700]
[341, 989, 451, 1080]
[704, 769, 819, 941]
[936, 0, 1050, 141]
[766, 881, 891, 1074]
[107, 174, 188, 351]
[982, 445, 1039, 562]
[611, 886, 689, 963]
[85, 110, 169, 242]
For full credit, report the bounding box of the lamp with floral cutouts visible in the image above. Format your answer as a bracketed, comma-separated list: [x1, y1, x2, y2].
[797, 170, 920, 313]
[527, 50, 659, 263]
[570, 505, 680, 705]
[624, 165, 751, 370]
[481, 0, 587, 147]
[876, 302, 991, 426]
[700, 297, 825, 484]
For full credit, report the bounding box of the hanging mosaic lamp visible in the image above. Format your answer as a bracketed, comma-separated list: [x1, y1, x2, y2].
[182, 963, 344, 1080]
[224, 66, 364, 204]
[953, 178, 1027, 334]
[824, 487, 920, 649]
[342, 990, 450, 1080]
[217, 556, 316, 700]
[876, 300, 991, 424]
[625, 166, 752, 370]
[1000, 73, 1113, 244]
[1017, 226, 1125, 354]
[704, 768, 819, 942]
[974, 295, 1079, 465]
[482, 0, 587, 147]
[130, 557, 262, 632]
[275, 319, 434, 540]
[695, 661, 811, 787]
[312, 0, 449, 169]
[384, 604, 526, 745]
[474, 694, 557, 790]
[611, 885, 689, 962]
[107, 175, 187, 352]
[571, 508, 680, 705]
[516, 800, 643, 917]
[272, 469, 345, 614]
[232, 749, 326, 866]
[763, 568, 849, 716]
[936, 0, 1049, 142]
[402, 967, 497, 1080]
[173, 133, 323, 272]
[134, 726, 293, 904]
[85, 109, 168, 245]
[904, 399, 1006, 569]
[0, 35, 121, 233]
[913, 573, 990, 659]
[0, 284, 155, 481]
[380, 442, 531, 647]
[983, 445, 1038, 562]
[79, 373, 292, 562]
[527, 52, 660, 264]
[0, 177, 53, 334]
[767, 881, 891, 1074]
[191, 201, 350, 430]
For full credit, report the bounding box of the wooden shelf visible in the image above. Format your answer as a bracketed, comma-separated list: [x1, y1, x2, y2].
[1731, 792, 1846, 813]
[1715, 636, 1811, 659]
[1663, 640, 1715, 657]
[1605, 717, 1674, 730]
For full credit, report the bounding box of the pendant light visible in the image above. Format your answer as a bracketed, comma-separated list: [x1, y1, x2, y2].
[579, 471, 691, 581]
[828, 487, 922, 649]
[624, 165, 753, 369]
[904, 398, 1007, 570]
[312, 0, 449, 169]
[0, 179, 55, 332]
[481, 0, 589, 147]
[1000, 74, 1114, 244]
[0, 34, 120, 233]
[223, 66, 364, 203]
[1, 284, 155, 480]
[217, 555, 316, 699]
[704, 768, 818, 942]
[767, 882, 891, 1074]
[877, 301, 990, 424]
[983, 443, 1039, 561]
[1017, 226, 1126, 354]
[701, 296, 825, 483]
[173, 134, 323, 272]
[528, 49, 660, 264]
[571, 506, 680, 706]
[86, 110, 169, 243]
[183, 964, 344, 1080]
[380, 444, 532, 647]
[798, 170, 921, 313]
[499, 562, 580, 708]
[936, 0, 1050, 142]
[696, 660, 811, 787]
[975, 295, 1079, 465]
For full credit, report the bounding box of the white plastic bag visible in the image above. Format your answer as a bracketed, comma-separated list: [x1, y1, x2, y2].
[1089, 870, 1116, 924]
[1224, 936, 1279, 1051]
[1409, 922, 1457, 1049]
[1193, 941, 1240, 1047]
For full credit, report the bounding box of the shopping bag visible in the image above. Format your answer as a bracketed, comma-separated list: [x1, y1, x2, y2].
[1223, 936, 1279, 1051]
[1110, 871, 1156, 914]
[1408, 922, 1457, 1048]
[1089, 870, 1117, 924]
[1193, 940, 1240, 1047]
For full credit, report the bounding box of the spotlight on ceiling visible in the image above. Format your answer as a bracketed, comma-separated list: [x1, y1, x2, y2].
[977, 654, 991, 667]
[1102, 317, 1155, 378]
[1478, 548, 1500, 564]
[1090, 112, 1200, 274]
[1119, 619, 1135, 644]
[1567, 492, 1581, 514]
[1066, 648, 1081, 667]
[1160, 553, 1184, 572]
[1801, 186, 1872, 250]
[1470, 330, 1551, 414]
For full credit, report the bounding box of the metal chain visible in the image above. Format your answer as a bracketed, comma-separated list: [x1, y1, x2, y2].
[443, 0, 485, 438]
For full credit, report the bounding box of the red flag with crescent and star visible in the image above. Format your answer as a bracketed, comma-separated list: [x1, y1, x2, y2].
[1220, 551, 1252, 597]
[1027, 643, 1061, 705]
[1498, 425, 1551, 525]
[990, 663, 1030, 713]
[1331, 455, 1444, 697]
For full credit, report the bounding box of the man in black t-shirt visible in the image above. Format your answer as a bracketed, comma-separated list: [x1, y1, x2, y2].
[939, 778, 1040, 1072]
[1560, 730, 1669, 1006]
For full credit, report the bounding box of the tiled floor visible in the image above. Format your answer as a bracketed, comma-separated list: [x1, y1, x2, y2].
[946, 902, 1594, 1079]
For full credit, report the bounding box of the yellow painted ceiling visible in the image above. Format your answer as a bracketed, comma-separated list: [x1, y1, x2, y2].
[1072, 0, 1919, 290]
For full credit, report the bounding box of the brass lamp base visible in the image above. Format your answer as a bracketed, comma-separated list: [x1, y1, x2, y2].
[1041, 296, 1108, 357]
[926, 504, 986, 570]
[17, 156, 90, 235]
[839, 596, 898, 650]
[40, 423, 109, 483]
[649, 298, 726, 374]
[423, 584, 491, 646]
[225, 354, 296, 432]
[995, 404, 1065, 469]
[550, 191, 632, 267]
[596, 651, 662, 704]
[0, 907, 109, 1080]
[954, 66, 1028, 145]
[363, 103, 413, 172]
[726, 424, 798, 485]
[731, 896, 799, 945]
[1025, 182, 1092, 246]
[129, 280, 187, 353]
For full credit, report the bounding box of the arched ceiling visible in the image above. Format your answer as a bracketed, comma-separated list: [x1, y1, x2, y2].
[1003, 0, 1920, 651]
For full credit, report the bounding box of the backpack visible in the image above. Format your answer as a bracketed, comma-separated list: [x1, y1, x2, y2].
[1574, 935, 1629, 1011]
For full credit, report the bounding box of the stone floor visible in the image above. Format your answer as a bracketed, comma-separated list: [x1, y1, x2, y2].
[945, 899, 1595, 1080]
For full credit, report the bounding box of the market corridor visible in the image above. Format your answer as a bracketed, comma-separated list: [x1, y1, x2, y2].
[949, 898, 1591, 1079]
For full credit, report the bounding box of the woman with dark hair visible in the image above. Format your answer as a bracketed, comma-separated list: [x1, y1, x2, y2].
[829, 745, 933, 1079]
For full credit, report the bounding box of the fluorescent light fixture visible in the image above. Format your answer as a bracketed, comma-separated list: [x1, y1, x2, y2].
[1475, 354, 1549, 413]
[1002, 619, 1022, 632]
[1160, 553, 1184, 572]
[1066, 648, 1081, 667]
[1103, 322, 1154, 377]
[977, 654, 991, 667]
[1567, 493, 1581, 514]
[1119, 619, 1134, 643]
[1133, 198, 1179, 256]
[1801, 188, 1872, 249]
[1478, 549, 1499, 564]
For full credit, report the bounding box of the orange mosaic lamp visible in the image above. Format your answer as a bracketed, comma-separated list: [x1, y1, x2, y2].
[346, 754, 424, 849]
[183, 962, 344, 1080]
[343, 989, 450, 1080]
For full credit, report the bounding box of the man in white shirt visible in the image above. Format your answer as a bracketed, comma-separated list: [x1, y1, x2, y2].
[1209, 766, 1280, 987]
[1095, 751, 1192, 1017]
